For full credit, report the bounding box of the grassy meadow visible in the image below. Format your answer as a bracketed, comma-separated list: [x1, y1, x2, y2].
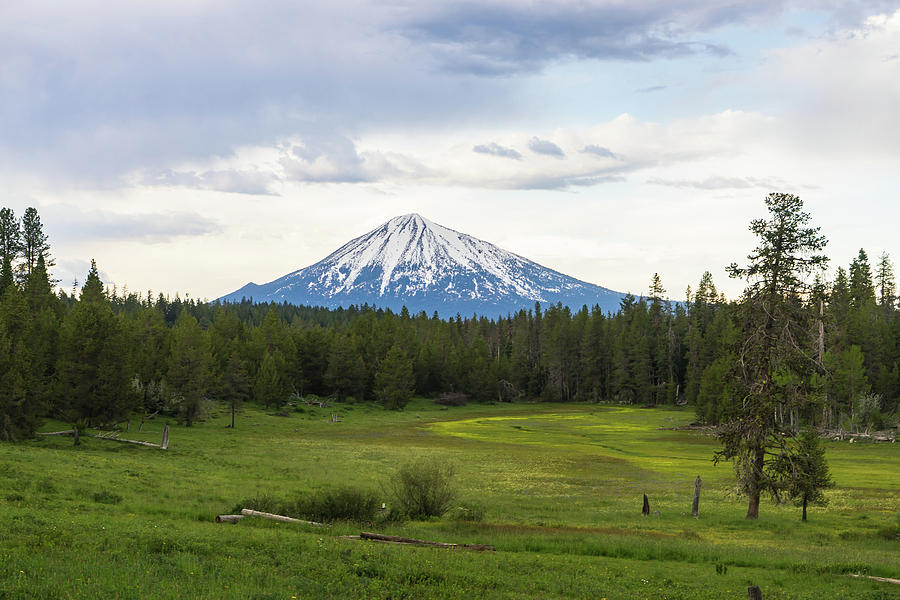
[1, 399, 898, 599]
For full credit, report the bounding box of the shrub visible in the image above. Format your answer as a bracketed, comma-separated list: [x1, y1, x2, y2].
[290, 487, 379, 522]
[232, 487, 380, 523]
[387, 457, 457, 519]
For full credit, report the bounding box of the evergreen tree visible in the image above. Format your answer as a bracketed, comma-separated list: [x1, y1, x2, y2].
[325, 334, 366, 401]
[686, 271, 721, 408]
[875, 252, 896, 310]
[19, 207, 53, 282]
[131, 307, 170, 413]
[376, 343, 414, 409]
[848, 249, 875, 310]
[222, 350, 249, 427]
[825, 346, 869, 428]
[167, 310, 211, 426]
[254, 350, 285, 408]
[23, 254, 60, 413]
[719, 193, 828, 519]
[248, 306, 297, 394]
[56, 261, 132, 427]
[827, 267, 851, 353]
[0, 207, 21, 272]
[0, 255, 13, 294]
[0, 285, 41, 440]
[777, 429, 833, 521]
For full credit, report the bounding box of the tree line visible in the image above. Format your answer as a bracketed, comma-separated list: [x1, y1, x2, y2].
[0, 201, 897, 445]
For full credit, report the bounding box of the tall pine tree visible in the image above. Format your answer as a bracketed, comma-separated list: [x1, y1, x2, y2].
[56, 261, 132, 427]
[718, 193, 828, 519]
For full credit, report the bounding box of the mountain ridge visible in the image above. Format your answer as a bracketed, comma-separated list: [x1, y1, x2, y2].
[218, 214, 628, 316]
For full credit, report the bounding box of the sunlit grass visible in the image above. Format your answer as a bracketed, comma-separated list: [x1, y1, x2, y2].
[1, 399, 897, 598]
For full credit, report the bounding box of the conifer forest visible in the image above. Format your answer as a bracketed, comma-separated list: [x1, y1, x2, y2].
[2, 196, 898, 442]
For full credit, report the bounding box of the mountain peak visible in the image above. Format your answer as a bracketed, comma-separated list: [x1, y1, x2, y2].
[219, 215, 625, 316]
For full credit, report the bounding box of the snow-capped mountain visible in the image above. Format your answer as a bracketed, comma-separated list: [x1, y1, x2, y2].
[218, 214, 627, 316]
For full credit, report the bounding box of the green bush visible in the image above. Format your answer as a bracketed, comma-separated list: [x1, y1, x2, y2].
[233, 487, 380, 523]
[290, 487, 379, 522]
[387, 457, 457, 519]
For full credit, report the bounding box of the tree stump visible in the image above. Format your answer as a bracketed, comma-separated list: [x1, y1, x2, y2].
[691, 475, 702, 517]
[161, 424, 169, 450]
[642, 494, 650, 516]
[748, 585, 762, 599]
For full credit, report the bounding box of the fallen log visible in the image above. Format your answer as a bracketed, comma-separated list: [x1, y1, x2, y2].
[37, 430, 76, 436]
[240, 508, 323, 527]
[215, 514, 245, 523]
[845, 574, 900, 585]
[92, 435, 164, 449]
[357, 531, 494, 551]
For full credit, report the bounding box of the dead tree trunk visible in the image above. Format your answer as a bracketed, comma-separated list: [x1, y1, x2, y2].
[642, 494, 650, 516]
[216, 515, 244, 523]
[240, 509, 323, 526]
[73, 426, 80, 446]
[161, 424, 169, 450]
[691, 475, 702, 517]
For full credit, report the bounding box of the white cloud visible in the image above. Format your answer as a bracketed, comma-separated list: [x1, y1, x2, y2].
[758, 9, 900, 157]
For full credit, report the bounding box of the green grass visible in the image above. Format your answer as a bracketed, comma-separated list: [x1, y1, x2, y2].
[1, 399, 898, 599]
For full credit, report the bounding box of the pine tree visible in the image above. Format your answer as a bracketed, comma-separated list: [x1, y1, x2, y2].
[131, 307, 170, 413]
[0, 255, 13, 294]
[719, 193, 828, 519]
[376, 343, 414, 409]
[56, 262, 132, 428]
[249, 306, 297, 394]
[825, 346, 869, 428]
[19, 207, 53, 282]
[254, 351, 285, 408]
[23, 254, 61, 413]
[222, 351, 249, 427]
[777, 429, 833, 521]
[875, 252, 896, 310]
[0, 207, 21, 272]
[849, 249, 875, 310]
[0, 285, 41, 440]
[325, 334, 366, 401]
[167, 311, 211, 426]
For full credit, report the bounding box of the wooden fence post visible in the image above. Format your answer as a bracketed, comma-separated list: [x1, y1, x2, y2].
[691, 475, 702, 517]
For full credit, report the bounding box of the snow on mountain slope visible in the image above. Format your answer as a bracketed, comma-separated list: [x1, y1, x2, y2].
[218, 214, 627, 316]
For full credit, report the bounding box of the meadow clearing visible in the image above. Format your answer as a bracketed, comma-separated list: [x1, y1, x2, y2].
[0, 400, 897, 599]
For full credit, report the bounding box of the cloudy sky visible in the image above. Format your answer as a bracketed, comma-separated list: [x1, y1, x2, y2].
[3, 0, 900, 301]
